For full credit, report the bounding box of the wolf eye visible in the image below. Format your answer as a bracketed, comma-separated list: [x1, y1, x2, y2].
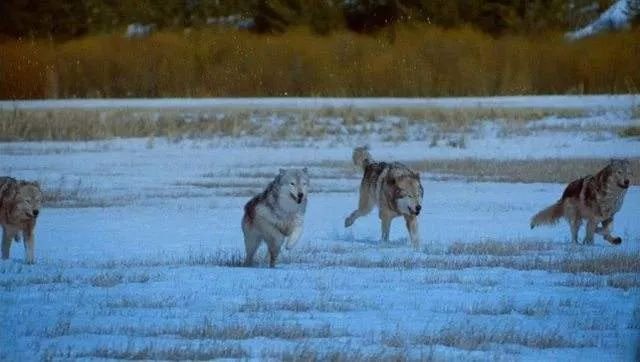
[290, 182, 295, 186]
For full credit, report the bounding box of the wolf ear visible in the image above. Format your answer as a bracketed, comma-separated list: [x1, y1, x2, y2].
[279, 168, 285, 175]
[302, 167, 308, 174]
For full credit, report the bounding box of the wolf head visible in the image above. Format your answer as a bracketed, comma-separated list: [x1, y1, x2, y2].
[7, 180, 42, 224]
[609, 158, 631, 189]
[389, 170, 423, 216]
[278, 168, 310, 206]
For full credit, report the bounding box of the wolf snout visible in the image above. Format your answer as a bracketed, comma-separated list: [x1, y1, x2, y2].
[619, 179, 630, 189]
[413, 205, 421, 215]
[297, 192, 304, 203]
[33, 209, 40, 217]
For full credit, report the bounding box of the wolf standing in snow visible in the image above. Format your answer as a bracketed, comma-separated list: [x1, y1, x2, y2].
[530, 159, 632, 245]
[345, 147, 423, 249]
[242, 168, 309, 267]
[1, 177, 42, 264]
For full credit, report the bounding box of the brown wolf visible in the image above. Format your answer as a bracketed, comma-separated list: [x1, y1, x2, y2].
[530, 159, 631, 245]
[345, 146, 424, 249]
[1, 177, 42, 264]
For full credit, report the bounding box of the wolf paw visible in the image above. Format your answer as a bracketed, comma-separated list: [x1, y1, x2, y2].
[344, 217, 354, 228]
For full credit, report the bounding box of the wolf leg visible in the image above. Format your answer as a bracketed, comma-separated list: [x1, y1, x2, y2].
[1, 226, 13, 260]
[568, 216, 582, 244]
[596, 217, 622, 245]
[404, 215, 420, 250]
[345, 190, 374, 227]
[583, 219, 596, 245]
[380, 211, 393, 242]
[23, 225, 35, 264]
[285, 221, 303, 250]
[266, 237, 283, 268]
[2, 225, 20, 260]
[243, 229, 261, 267]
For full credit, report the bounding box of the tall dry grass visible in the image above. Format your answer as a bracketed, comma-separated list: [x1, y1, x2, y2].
[1, 26, 639, 99]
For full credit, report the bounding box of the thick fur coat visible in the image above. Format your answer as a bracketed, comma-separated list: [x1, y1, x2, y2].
[242, 168, 309, 267]
[530, 159, 631, 245]
[1, 177, 42, 264]
[345, 147, 424, 249]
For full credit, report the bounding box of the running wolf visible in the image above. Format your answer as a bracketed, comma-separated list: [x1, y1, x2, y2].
[242, 168, 309, 267]
[1, 177, 42, 264]
[530, 159, 631, 245]
[345, 146, 424, 249]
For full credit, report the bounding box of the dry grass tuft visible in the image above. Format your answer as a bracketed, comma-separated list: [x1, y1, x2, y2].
[89, 272, 150, 288]
[619, 126, 640, 138]
[239, 296, 359, 313]
[560, 253, 640, 275]
[67, 344, 248, 360]
[0, 273, 72, 290]
[409, 158, 640, 184]
[42, 177, 124, 208]
[105, 297, 177, 309]
[325, 158, 640, 184]
[606, 274, 640, 291]
[273, 344, 410, 362]
[415, 324, 592, 350]
[447, 240, 554, 256]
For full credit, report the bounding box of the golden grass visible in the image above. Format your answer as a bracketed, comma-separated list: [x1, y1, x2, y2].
[0, 106, 587, 141]
[1, 26, 639, 99]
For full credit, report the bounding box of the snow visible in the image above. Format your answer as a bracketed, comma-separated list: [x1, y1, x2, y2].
[1, 94, 638, 111]
[1, 98, 639, 360]
[566, 0, 638, 40]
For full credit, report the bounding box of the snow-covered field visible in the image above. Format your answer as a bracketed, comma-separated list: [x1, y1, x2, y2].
[1, 97, 639, 360]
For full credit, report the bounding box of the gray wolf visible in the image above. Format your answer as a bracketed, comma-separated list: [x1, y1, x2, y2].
[1, 177, 42, 264]
[242, 168, 309, 267]
[530, 159, 631, 245]
[344, 146, 423, 249]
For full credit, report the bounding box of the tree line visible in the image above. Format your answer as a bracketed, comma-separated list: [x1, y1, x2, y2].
[0, 0, 631, 39]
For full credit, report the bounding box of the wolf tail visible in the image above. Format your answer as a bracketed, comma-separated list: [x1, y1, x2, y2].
[530, 200, 564, 229]
[352, 146, 373, 171]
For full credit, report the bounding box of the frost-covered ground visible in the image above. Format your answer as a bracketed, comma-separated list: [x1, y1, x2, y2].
[1, 97, 639, 361]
